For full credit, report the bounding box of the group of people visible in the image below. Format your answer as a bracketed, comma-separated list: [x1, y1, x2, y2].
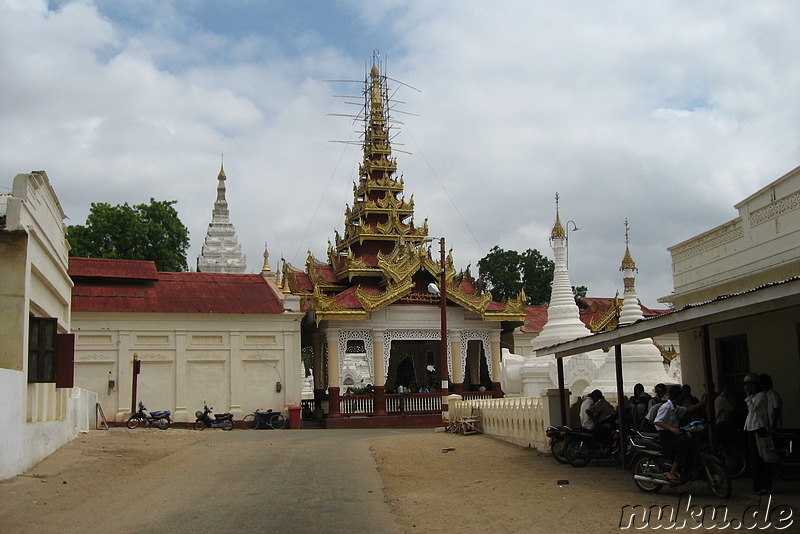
[628, 374, 782, 494]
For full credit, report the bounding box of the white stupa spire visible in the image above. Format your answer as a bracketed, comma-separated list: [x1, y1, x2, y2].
[196, 159, 248, 274]
[531, 193, 592, 350]
[588, 219, 669, 398]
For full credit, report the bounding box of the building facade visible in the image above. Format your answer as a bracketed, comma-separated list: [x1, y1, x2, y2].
[70, 257, 304, 422]
[1, 171, 93, 480]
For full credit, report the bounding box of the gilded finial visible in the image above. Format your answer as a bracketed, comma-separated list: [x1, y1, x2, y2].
[218, 154, 226, 180]
[551, 192, 566, 239]
[262, 242, 271, 272]
[621, 218, 637, 271]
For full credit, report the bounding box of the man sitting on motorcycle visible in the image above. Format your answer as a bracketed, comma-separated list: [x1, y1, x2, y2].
[587, 389, 616, 440]
[654, 385, 707, 483]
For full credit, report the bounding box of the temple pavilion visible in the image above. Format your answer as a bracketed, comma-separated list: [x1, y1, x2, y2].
[279, 60, 526, 427]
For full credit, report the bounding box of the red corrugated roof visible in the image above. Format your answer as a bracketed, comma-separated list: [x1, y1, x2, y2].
[68, 257, 158, 280]
[69, 257, 285, 314]
[520, 297, 671, 333]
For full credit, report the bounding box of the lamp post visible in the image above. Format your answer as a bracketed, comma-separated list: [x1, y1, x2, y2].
[426, 237, 450, 413]
[565, 220, 579, 269]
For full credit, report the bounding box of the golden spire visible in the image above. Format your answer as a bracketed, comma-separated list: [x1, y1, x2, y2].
[262, 242, 271, 272]
[621, 218, 637, 271]
[218, 154, 226, 180]
[551, 192, 566, 239]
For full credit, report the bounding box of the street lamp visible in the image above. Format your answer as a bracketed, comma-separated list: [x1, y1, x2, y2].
[565, 220, 579, 269]
[426, 237, 450, 413]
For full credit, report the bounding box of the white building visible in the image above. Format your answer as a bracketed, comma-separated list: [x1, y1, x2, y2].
[0, 171, 95, 480]
[70, 257, 305, 422]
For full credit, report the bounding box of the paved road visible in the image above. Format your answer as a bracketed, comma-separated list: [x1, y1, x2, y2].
[100, 429, 425, 534]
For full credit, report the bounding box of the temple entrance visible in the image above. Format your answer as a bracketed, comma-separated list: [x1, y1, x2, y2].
[462, 339, 491, 391]
[386, 339, 440, 392]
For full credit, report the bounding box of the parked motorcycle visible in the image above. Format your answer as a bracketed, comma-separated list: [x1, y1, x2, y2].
[564, 424, 626, 467]
[546, 425, 571, 464]
[631, 421, 731, 499]
[194, 403, 234, 431]
[126, 401, 171, 430]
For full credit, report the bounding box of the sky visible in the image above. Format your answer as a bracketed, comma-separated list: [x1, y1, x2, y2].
[2, 0, 799, 308]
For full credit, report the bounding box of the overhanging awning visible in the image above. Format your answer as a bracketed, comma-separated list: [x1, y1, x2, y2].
[537, 277, 800, 358]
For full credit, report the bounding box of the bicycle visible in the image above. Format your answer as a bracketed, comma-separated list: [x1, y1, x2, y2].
[242, 409, 287, 430]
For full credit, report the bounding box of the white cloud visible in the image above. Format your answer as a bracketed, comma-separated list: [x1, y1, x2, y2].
[1, 0, 799, 307]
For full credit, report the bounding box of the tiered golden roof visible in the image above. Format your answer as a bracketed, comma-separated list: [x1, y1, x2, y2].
[280, 59, 525, 324]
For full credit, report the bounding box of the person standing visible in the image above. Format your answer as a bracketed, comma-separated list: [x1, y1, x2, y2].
[760, 373, 783, 431]
[743, 373, 773, 494]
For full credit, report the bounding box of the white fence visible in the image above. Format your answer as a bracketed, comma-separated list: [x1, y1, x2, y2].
[449, 395, 555, 451]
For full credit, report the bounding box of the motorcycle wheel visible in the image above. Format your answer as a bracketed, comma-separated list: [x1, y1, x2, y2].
[270, 414, 287, 430]
[221, 419, 234, 431]
[126, 417, 140, 429]
[720, 446, 746, 478]
[156, 418, 169, 430]
[551, 439, 568, 464]
[566, 439, 590, 468]
[705, 461, 732, 499]
[633, 456, 663, 493]
[242, 414, 257, 430]
[193, 420, 206, 431]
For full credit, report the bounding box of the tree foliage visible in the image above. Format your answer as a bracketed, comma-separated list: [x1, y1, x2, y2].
[477, 246, 589, 305]
[67, 199, 190, 272]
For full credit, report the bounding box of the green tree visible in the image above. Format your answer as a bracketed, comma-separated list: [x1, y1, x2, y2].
[477, 246, 588, 306]
[67, 199, 190, 272]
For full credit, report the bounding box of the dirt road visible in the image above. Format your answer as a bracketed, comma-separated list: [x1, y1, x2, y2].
[1, 428, 797, 533]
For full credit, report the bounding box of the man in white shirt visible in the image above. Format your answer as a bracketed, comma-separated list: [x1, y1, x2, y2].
[580, 395, 595, 431]
[744, 373, 772, 494]
[655, 385, 705, 482]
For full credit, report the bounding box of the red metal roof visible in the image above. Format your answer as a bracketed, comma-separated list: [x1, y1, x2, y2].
[520, 297, 671, 334]
[68, 257, 158, 280]
[69, 257, 285, 314]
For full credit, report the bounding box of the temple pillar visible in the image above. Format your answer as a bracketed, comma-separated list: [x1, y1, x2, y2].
[490, 332, 503, 397]
[372, 331, 387, 415]
[326, 329, 341, 418]
[229, 331, 243, 418]
[450, 333, 463, 394]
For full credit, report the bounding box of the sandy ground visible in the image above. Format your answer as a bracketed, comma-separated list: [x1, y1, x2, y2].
[1, 428, 797, 533]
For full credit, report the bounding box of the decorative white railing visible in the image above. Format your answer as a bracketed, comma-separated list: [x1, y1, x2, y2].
[450, 396, 549, 450]
[339, 396, 374, 415]
[385, 393, 442, 414]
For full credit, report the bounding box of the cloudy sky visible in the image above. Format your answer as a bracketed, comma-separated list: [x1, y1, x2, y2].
[2, 0, 799, 308]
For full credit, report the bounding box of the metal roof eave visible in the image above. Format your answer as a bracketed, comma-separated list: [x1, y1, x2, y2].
[538, 277, 800, 358]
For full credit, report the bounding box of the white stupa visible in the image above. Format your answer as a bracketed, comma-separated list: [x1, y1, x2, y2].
[517, 195, 604, 397]
[197, 162, 248, 273]
[588, 220, 670, 399]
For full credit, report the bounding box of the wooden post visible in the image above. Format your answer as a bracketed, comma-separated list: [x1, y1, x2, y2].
[614, 344, 627, 469]
[131, 353, 140, 414]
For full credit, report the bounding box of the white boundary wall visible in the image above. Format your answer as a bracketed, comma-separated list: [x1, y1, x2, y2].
[450, 395, 553, 451]
[0, 368, 98, 480]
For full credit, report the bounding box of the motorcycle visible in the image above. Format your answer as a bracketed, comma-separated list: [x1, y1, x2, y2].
[194, 403, 234, 431]
[126, 401, 171, 430]
[564, 424, 627, 467]
[631, 421, 731, 499]
[546, 425, 571, 464]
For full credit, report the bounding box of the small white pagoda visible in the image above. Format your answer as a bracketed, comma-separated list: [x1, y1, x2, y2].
[197, 163, 248, 274]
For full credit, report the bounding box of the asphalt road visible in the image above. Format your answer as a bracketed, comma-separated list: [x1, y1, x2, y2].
[99, 429, 425, 534]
